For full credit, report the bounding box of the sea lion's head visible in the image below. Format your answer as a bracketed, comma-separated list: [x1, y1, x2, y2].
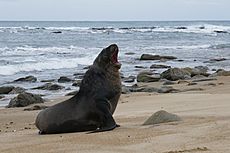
[93, 44, 121, 70]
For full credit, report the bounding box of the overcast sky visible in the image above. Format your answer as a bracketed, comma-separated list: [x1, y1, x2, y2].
[0, 0, 229, 21]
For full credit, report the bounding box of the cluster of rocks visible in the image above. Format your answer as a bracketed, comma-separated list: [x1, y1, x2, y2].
[0, 74, 82, 108]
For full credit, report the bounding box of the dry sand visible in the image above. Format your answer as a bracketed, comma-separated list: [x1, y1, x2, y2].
[0, 76, 230, 153]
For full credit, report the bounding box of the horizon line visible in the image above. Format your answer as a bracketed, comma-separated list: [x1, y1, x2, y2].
[0, 19, 230, 22]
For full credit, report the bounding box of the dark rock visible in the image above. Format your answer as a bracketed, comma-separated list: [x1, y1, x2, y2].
[214, 30, 228, 34]
[0, 95, 4, 99]
[150, 64, 171, 69]
[24, 105, 48, 111]
[161, 68, 191, 81]
[72, 80, 82, 87]
[9, 87, 26, 94]
[199, 26, 205, 29]
[32, 83, 64, 90]
[137, 71, 161, 82]
[14, 75, 37, 82]
[176, 27, 187, 29]
[41, 79, 55, 83]
[135, 66, 146, 69]
[204, 58, 227, 63]
[210, 58, 227, 62]
[65, 90, 79, 96]
[7, 92, 44, 108]
[192, 78, 217, 83]
[123, 76, 136, 83]
[143, 110, 181, 125]
[0, 86, 15, 94]
[58, 76, 73, 83]
[52, 31, 62, 34]
[140, 54, 177, 61]
[125, 52, 135, 55]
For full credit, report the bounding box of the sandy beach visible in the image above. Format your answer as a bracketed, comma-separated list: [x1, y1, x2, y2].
[0, 76, 230, 153]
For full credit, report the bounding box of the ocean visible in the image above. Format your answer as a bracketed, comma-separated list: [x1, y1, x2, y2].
[0, 21, 230, 106]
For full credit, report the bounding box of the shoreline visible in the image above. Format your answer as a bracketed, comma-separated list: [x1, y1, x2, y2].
[0, 76, 230, 153]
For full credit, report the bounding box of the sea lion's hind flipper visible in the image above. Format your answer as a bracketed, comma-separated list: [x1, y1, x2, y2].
[88, 99, 117, 133]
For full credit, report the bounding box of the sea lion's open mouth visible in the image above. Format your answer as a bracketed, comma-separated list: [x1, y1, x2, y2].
[111, 47, 121, 69]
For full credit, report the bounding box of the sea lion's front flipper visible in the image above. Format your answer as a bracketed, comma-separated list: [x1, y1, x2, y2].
[89, 99, 117, 133]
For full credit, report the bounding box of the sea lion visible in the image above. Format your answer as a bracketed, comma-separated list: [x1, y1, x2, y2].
[35, 44, 122, 134]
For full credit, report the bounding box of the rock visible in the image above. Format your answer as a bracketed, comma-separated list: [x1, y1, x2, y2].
[14, 75, 37, 82]
[125, 52, 135, 55]
[214, 30, 228, 34]
[140, 54, 177, 61]
[121, 86, 131, 94]
[32, 83, 64, 90]
[9, 87, 26, 94]
[65, 90, 79, 96]
[123, 76, 136, 83]
[143, 110, 181, 125]
[162, 80, 177, 85]
[215, 70, 230, 76]
[52, 31, 62, 34]
[150, 64, 171, 69]
[72, 80, 82, 87]
[161, 68, 191, 81]
[135, 66, 146, 69]
[58, 76, 73, 83]
[191, 75, 207, 80]
[183, 67, 209, 77]
[204, 58, 227, 63]
[176, 27, 187, 29]
[194, 66, 209, 72]
[41, 79, 55, 83]
[0, 86, 15, 94]
[0, 95, 4, 99]
[192, 78, 217, 83]
[73, 72, 85, 79]
[7, 92, 44, 108]
[137, 71, 161, 82]
[24, 105, 48, 111]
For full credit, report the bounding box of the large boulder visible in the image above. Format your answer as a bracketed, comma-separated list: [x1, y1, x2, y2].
[161, 68, 191, 81]
[183, 67, 209, 77]
[7, 92, 44, 108]
[143, 110, 181, 125]
[137, 71, 161, 82]
[14, 75, 37, 82]
[0, 86, 15, 94]
[33, 83, 64, 90]
[140, 54, 177, 61]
